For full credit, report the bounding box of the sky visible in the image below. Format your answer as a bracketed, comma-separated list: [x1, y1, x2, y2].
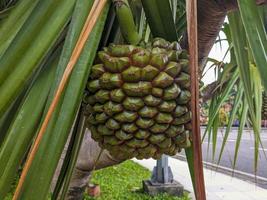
[202, 30, 231, 85]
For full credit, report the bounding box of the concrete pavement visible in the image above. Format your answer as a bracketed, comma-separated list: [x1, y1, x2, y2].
[133, 157, 267, 200]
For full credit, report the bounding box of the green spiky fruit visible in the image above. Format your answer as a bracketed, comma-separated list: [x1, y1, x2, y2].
[84, 38, 191, 160]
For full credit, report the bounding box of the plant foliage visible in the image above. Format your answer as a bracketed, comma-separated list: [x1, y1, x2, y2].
[0, 0, 266, 199]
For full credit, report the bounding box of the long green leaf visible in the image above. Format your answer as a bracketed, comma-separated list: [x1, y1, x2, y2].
[0, 47, 60, 199]
[203, 68, 239, 140]
[176, 12, 186, 38]
[212, 112, 219, 161]
[217, 85, 243, 164]
[250, 64, 264, 171]
[58, 115, 86, 200]
[17, 3, 110, 199]
[0, 89, 26, 144]
[0, 0, 39, 56]
[232, 99, 248, 171]
[228, 12, 253, 112]
[206, 96, 216, 155]
[229, 12, 262, 172]
[51, 108, 83, 199]
[0, 0, 75, 117]
[237, 0, 267, 90]
[185, 147, 195, 192]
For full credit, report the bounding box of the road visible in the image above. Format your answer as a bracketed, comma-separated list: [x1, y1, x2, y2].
[177, 127, 267, 187]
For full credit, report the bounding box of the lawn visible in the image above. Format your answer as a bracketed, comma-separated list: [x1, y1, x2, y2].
[84, 160, 190, 200]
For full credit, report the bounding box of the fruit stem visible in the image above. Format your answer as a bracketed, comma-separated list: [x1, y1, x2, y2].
[140, 0, 178, 42]
[113, 0, 141, 45]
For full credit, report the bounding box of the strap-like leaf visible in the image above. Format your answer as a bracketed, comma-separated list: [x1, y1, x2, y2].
[0, 0, 39, 56]
[203, 68, 239, 140]
[16, 2, 110, 199]
[217, 85, 243, 165]
[0, 47, 61, 199]
[229, 12, 263, 172]
[0, 0, 75, 117]
[238, 0, 267, 91]
[232, 99, 249, 171]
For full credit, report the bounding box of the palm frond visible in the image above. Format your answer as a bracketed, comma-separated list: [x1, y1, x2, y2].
[204, 4, 266, 173]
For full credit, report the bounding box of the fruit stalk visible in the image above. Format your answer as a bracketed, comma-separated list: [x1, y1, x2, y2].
[113, 0, 141, 45]
[141, 0, 178, 41]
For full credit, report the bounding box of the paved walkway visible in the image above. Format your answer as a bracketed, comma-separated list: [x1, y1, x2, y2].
[133, 157, 267, 200]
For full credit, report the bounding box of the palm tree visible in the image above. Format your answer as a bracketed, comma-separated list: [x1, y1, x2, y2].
[0, 0, 266, 199]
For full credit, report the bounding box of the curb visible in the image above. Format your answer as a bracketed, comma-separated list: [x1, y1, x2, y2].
[173, 155, 267, 189]
[200, 126, 267, 131]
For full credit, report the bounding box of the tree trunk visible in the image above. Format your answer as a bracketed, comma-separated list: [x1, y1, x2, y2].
[182, 0, 267, 70]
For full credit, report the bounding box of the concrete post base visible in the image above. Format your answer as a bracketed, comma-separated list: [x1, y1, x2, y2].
[143, 180, 184, 197]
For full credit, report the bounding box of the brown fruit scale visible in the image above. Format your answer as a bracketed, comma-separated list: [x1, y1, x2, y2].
[84, 38, 192, 160]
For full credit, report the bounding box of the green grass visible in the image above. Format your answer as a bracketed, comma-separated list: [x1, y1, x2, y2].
[84, 160, 190, 200]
